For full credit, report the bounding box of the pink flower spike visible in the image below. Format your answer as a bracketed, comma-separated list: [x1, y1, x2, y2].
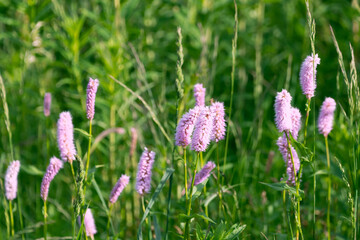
[175, 106, 201, 147]
[318, 97, 336, 137]
[191, 107, 214, 152]
[194, 83, 206, 107]
[136, 147, 155, 196]
[290, 107, 301, 140]
[210, 101, 226, 142]
[193, 161, 216, 186]
[57, 111, 77, 163]
[5, 160, 20, 201]
[300, 53, 320, 99]
[277, 135, 300, 185]
[78, 209, 97, 239]
[41, 157, 63, 201]
[44, 93, 51, 117]
[274, 89, 292, 133]
[110, 174, 130, 204]
[86, 78, 99, 120]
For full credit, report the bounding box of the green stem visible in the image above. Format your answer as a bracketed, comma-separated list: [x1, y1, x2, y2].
[216, 144, 224, 217]
[313, 164, 316, 239]
[184, 148, 188, 205]
[107, 204, 113, 240]
[85, 119, 93, 184]
[9, 200, 14, 238]
[185, 153, 199, 240]
[223, 0, 238, 186]
[44, 200, 47, 240]
[285, 132, 302, 240]
[304, 98, 311, 145]
[325, 136, 331, 240]
[200, 152, 209, 220]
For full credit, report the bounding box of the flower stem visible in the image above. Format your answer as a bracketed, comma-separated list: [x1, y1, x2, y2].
[85, 119, 93, 184]
[184, 148, 188, 205]
[200, 152, 209, 220]
[9, 200, 14, 238]
[304, 98, 311, 144]
[107, 204, 113, 240]
[216, 144, 224, 217]
[285, 132, 303, 240]
[44, 200, 47, 240]
[325, 136, 331, 240]
[184, 153, 199, 240]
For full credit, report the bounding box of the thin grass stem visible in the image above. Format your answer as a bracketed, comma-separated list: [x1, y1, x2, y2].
[9, 200, 14, 238]
[325, 136, 331, 240]
[44, 200, 47, 240]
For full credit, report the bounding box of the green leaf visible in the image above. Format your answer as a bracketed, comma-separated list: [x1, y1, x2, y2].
[74, 128, 91, 138]
[153, 215, 162, 240]
[224, 224, 246, 240]
[290, 135, 314, 163]
[21, 165, 44, 176]
[191, 179, 208, 201]
[195, 213, 216, 224]
[137, 168, 174, 240]
[260, 182, 304, 198]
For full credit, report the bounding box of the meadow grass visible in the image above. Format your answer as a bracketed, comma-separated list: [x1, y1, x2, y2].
[0, 0, 360, 239]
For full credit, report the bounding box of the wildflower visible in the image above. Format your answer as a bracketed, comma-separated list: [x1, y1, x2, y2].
[86, 78, 99, 120]
[78, 209, 97, 239]
[193, 161, 216, 186]
[300, 54, 320, 99]
[318, 97, 336, 137]
[44, 93, 51, 117]
[194, 83, 206, 107]
[290, 107, 301, 140]
[57, 111, 77, 163]
[5, 160, 20, 200]
[110, 174, 130, 204]
[274, 89, 292, 133]
[136, 147, 155, 195]
[210, 101, 226, 142]
[191, 107, 214, 152]
[175, 107, 201, 147]
[277, 135, 300, 185]
[41, 157, 63, 201]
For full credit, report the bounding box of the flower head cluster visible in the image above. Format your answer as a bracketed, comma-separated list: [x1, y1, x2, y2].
[191, 107, 214, 152]
[175, 107, 201, 147]
[5, 160, 20, 200]
[300, 54, 320, 99]
[86, 78, 99, 120]
[193, 161, 216, 186]
[318, 97, 336, 137]
[110, 174, 130, 204]
[194, 83, 206, 107]
[57, 111, 77, 163]
[44, 93, 51, 117]
[41, 157, 63, 201]
[136, 147, 155, 195]
[277, 136, 300, 185]
[210, 101, 226, 142]
[79, 209, 97, 239]
[274, 89, 292, 132]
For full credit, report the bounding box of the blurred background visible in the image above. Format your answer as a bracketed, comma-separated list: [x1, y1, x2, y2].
[0, 0, 359, 239]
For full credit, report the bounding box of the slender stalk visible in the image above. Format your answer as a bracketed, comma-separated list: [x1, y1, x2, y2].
[285, 132, 303, 240]
[200, 152, 209, 219]
[185, 153, 199, 240]
[44, 200, 47, 240]
[223, 0, 238, 186]
[304, 98, 311, 145]
[313, 164, 316, 239]
[9, 200, 14, 238]
[325, 136, 331, 240]
[85, 119, 93, 184]
[216, 144, 224, 216]
[184, 148, 188, 204]
[107, 204, 114, 240]
[70, 162, 77, 187]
